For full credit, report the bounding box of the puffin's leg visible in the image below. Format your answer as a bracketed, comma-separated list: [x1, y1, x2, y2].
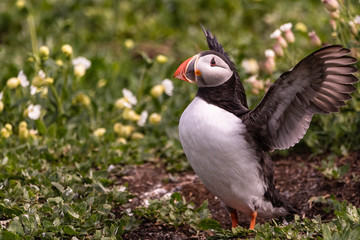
[230, 211, 238, 228]
[249, 211, 257, 229]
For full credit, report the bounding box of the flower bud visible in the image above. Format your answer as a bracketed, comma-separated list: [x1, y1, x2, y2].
[44, 77, 54, 85]
[329, 10, 340, 19]
[7, 77, 20, 89]
[19, 121, 28, 140]
[308, 31, 322, 47]
[124, 39, 135, 49]
[16, 0, 26, 9]
[131, 132, 144, 140]
[97, 79, 107, 88]
[149, 113, 162, 125]
[122, 109, 140, 121]
[75, 93, 91, 107]
[116, 137, 127, 144]
[29, 129, 38, 138]
[321, 0, 339, 12]
[295, 22, 308, 33]
[115, 98, 131, 109]
[330, 19, 337, 31]
[93, 128, 106, 137]
[56, 59, 63, 66]
[150, 84, 165, 97]
[1, 128, 10, 138]
[5, 123, 12, 133]
[0, 101, 3, 113]
[156, 55, 168, 64]
[273, 42, 284, 57]
[39, 46, 50, 60]
[61, 44, 73, 57]
[74, 65, 86, 77]
[241, 59, 259, 75]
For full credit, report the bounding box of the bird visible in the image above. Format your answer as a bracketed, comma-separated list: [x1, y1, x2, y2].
[173, 26, 358, 229]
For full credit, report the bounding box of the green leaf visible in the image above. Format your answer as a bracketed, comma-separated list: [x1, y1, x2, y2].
[0, 230, 21, 240]
[35, 119, 46, 135]
[48, 197, 63, 204]
[62, 225, 78, 235]
[51, 182, 64, 193]
[198, 218, 222, 230]
[8, 219, 24, 236]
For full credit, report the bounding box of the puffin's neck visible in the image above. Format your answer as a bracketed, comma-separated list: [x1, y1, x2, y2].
[196, 74, 249, 117]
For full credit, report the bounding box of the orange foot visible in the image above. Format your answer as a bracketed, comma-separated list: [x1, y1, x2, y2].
[249, 211, 257, 230]
[231, 211, 238, 228]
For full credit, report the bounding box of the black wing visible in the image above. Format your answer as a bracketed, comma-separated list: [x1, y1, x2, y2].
[201, 26, 248, 108]
[244, 45, 358, 151]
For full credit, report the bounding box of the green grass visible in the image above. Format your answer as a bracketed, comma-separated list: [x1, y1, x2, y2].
[0, 0, 359, 239]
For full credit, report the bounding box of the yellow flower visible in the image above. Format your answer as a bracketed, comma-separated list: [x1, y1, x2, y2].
[1, 128, 11, 138]
[0, 101, 4, 112]
[39, 46, 50, 60]
[131, 132, 144, 140]
[295, 22, 308, 33]
[156, 54, 168, 64]
[16, 0, 25, 9]
[116, 137, 127, 144]
[149, 113, 162, 125]
[150, 85, 165, 98]
[74, 93, 91, 107]
[61, 44, 73, 57]
[7, 77, 20, 89]
[115, 98, 130, 109]
[19, 121, 29, 140]
[97, 79, 107, 88]
[44, 77, 54, 85]
[113, 123, 133, 138]
[124, 39, 135, 49]
[5, 123, 12, 133]
[122, 109, 140, 121]
[93, 128, 106, 137]
[56, 59, 63, 66]
[19, 121, 27, 129]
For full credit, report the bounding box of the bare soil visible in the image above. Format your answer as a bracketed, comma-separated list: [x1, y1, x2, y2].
[115, 151, 360, 239]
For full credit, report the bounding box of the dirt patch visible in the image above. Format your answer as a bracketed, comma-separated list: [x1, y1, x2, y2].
[115, 152, 360, 239]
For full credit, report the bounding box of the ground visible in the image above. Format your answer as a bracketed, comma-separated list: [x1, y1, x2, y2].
[116, 151, 360, 239]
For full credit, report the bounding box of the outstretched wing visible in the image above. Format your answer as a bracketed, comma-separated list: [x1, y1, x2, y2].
[244, 45, 358, 151]
[201, 26, 248, 108]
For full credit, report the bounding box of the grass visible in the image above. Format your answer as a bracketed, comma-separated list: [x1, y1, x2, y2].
[0, 0, 359, 239]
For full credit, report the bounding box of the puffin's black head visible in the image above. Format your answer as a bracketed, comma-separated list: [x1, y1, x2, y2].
[174, 50, 234, 88]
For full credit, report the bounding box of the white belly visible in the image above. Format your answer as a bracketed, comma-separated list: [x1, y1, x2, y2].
[179, 97, 269, 214]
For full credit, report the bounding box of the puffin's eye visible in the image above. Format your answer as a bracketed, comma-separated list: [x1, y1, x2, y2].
[210, 57, 216, 67]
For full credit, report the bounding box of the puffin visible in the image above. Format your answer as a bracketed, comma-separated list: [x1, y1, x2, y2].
[173, 26, 358, 229]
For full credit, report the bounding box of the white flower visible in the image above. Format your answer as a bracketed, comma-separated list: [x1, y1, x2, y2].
[27, 104, 41, 120]
[161, 79, 174, 96]
[72, 57, 91, 69]
[280, 23, 292, 32]
[0, 91, 3, 100]
[122, 88, 137, 106]
[354, 15, 360, 24]
[118, 186, 126, 192]
[18, 70, 29, 87]
[137, 111, 148, 127]
[72, 57, 91, 77]
[107, 164, 116, 172]
[265, 49, 275, 58]
[38, 70, 46, 79]
[270, 29, 281, 39]
[241, 59, 259, 74]
[30, 86, 37, 95]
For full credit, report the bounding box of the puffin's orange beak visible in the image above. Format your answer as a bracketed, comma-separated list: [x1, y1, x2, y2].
[173, 55, 199, 83]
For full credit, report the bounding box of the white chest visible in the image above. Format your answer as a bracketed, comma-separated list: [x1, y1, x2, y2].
[179, 97, 266, 213]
